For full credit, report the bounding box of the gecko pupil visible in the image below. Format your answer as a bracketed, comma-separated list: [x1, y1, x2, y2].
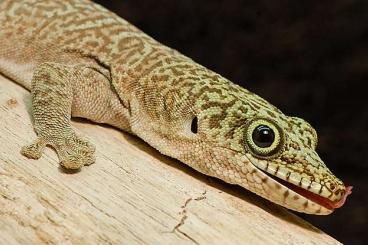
[252, 125, 275, 147]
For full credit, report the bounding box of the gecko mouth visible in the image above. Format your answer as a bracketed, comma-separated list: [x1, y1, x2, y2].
[262, 171, 352, 210]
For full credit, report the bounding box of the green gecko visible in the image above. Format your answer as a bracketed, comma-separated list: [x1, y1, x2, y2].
[0, 0, 351, 215]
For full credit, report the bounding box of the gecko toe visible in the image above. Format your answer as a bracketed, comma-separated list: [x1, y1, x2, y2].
[56, 135, 96, 169]
[21, 137, 47, 160]
[60, 154, 95, 169]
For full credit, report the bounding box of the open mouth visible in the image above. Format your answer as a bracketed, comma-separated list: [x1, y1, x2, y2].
[263, 171, 352, 210]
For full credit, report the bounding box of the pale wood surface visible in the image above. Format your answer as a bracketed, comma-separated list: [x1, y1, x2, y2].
[0, 75, 341, 245]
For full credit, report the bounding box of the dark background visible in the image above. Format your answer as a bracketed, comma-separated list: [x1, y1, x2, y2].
[95, 1, 367, 244]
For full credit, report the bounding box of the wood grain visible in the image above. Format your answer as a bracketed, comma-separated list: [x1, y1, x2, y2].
[0, 75, 341, 245]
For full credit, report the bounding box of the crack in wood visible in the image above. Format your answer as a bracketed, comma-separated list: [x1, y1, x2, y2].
[170, 191, 207, 244]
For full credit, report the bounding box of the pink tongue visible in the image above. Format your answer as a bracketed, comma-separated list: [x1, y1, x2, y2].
[330, 186, 353, 209]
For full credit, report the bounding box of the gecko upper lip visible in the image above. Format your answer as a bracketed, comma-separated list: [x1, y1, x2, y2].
[263, 171, 353, 210]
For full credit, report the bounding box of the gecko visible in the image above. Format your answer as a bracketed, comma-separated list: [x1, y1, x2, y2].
[0, 0, 352, 215]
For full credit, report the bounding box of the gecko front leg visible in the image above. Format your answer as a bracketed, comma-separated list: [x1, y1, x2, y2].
[21, 62, 96, 169]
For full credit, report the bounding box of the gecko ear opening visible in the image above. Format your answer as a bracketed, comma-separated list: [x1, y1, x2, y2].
[191, 117, 198, 134]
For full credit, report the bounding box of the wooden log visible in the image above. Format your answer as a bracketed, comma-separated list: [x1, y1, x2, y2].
[0, 75, 341, 244]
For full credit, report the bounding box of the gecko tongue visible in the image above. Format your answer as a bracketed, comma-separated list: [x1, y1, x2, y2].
[283, 180, 353, 210]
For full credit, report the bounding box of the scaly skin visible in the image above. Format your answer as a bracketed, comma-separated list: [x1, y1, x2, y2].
[0, 0, 350, 214]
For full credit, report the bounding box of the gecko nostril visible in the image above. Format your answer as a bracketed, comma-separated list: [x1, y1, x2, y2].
[330, 183, 336, 191]
[191, 116, 198, 134]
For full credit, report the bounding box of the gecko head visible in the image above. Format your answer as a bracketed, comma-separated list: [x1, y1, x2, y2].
[237, 115, 352, 214]
[171, 77, 352, 215]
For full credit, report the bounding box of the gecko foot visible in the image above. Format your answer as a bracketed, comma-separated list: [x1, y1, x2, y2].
[21, 134, 95, 169]
[56, 135, 96, 169]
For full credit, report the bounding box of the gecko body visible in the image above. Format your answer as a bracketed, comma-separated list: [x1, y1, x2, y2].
[0, 0, 351, 215]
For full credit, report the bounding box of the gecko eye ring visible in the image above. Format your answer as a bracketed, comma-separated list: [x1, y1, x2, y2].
[244, 118, 285, 159]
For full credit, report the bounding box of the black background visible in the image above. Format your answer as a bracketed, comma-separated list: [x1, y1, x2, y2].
[95, 1, 367, 244]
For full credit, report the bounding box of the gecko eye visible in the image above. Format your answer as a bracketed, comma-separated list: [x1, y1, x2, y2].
[252, 125, 275, 148]
[244, 118, 285, 158]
